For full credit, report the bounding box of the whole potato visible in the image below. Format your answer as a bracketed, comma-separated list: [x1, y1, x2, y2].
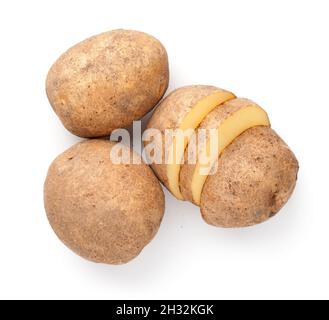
[201, 127, 299, 228]
[46, 29, 169, 138]
[44, 140, 165, 264]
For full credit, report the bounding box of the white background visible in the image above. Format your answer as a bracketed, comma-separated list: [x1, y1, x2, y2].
[0, 0, 327, 300]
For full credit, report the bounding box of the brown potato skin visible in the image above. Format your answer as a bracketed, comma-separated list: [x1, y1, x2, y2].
[46, 29, 169, 138]
[200, 127, 299, 228]
[44, 140, 165, 264]
[146, 85, 227, 190]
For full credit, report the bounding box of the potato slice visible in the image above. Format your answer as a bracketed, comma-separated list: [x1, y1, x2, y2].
[146, 85, 235, 199]
[180, 98, 270, 205]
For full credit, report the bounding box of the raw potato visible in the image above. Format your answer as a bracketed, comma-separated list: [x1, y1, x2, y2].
[180, 98, 270, 205]
[46, 29, 169, 138]
[146, 85, 236, 199]
[44, 140, 165, 265]
[200, 127, 299, 228]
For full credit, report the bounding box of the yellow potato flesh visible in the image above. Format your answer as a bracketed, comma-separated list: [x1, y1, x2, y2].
[192, 105, 270, 205]
[167, 91, 236, 199]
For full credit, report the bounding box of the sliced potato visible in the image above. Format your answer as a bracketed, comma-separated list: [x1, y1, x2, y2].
[146, 85, 235, 199]
[180, 98, 270, 205]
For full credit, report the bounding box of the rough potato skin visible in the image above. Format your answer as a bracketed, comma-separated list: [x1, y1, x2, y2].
[201, 127, 299, 228]
[180, 98, 258, 203]
[146, 85, 226, 190]
[44, 140, 165, 264]
[46, 29, 169, 138]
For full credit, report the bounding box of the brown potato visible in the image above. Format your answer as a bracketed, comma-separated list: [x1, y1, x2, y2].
[46, 29, 169, 138]
[200, 127, 299, 228]
[44, 140, 165, 264]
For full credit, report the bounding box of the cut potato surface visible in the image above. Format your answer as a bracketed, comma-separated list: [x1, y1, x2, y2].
[146, 85, 235, 199]
[167, 90, 236, 200]
[180, 98, 270, 205]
